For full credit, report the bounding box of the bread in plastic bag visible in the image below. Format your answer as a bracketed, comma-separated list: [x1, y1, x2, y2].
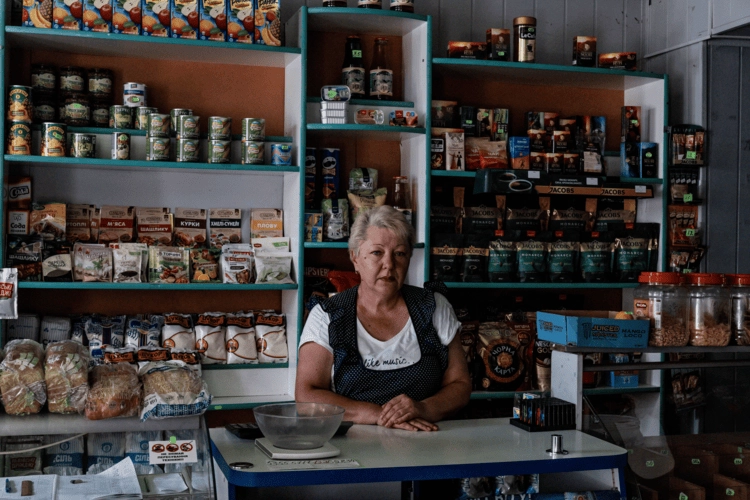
[85, 363, 142, 420]
[0, 339, 46, 415]
[139, 360, 211, 421]
[45, 340, 89, 414]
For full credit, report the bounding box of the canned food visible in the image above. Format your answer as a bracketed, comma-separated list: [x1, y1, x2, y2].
[176, 138, 200, 162]
[147, 136, 170, 161]
[63, 93, 90, 126]
[41, 122, 67, 157]
[88, 69, 113, 98]
[7, 86, 33, 123]
[208, 116, 232, 140]
[59, 102, 67, 123]
[147, 113, 170, 138]
[68, 133, 96, 158]
[59, 66, 86, 94]
[111, 132, 130, 160]
[242, 141, 264, 165]
[271, 143, 293, 166]
[31, 64, 57, 93]
[176, 115, 200, 139]
[110, 105, 133, 129]
[242, 118, 265, 141]
[91, 101, 110, 127]
[135, 107, 158, 130]
[34, 97, 57, 123]
[170, 109, 193, 135]
[6, 122, 32, 155]
[123, 82, 148, 107]
[208, 139, 231, 164]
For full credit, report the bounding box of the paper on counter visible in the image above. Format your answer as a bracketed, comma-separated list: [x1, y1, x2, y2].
[144, 473, 187, 494]
[0, 475, 57, 499]
[56, 457, 142, 500]
[266, 459, 361, 471]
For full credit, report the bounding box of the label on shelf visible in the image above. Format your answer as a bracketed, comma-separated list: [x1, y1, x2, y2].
[683, 193, 694, 203]
[528, 171, 540, 179]
[586, 177, 598, 186]
[635, 185, 647, 194]
[148, 440, 197, 465]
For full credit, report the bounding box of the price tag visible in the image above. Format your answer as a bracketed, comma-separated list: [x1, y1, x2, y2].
[528, 171, 540, 179]
[735, 458, 744, 465]
[679, 493, 688, 500]
[635, 185, 647, 193]
[148, 440, 198, 465]
[646, 460, 655, 468]
[691, 458, 701, 465]
[687, 151, 697, 160]
[727, 488, 736, 496]
[683, 193, 694, 203]
[739, 447, 744, 453]
[685, 229, 696, 237]
[586, 177, 598, 186]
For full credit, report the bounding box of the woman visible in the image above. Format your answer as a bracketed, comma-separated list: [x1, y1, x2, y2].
[296, 206, 471, 431]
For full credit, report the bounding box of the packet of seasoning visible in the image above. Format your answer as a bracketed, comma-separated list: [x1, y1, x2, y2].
[322, 198, 350, 241]
[112, 246, 143, 283]
[348, 188, 387, 221]
[209, 208, 242, 248]
[190, 247, 221, 283]
[73, 243, 113, 282]
[461, 234, 491, 282]
[148, 246, 190, 284]
[256, 311, 288, 363]
[256, 254, 294, 284]
[30, 202, 66, 241]
[349, 168, 379, 192]
[250, 209, 283, 239]
[169, 348, 202, 376]
[0, 268, 18, 320]
[613, 223, 659, 282]
[66, 204, 95, 244]
[580, 231, 616, 283]
[7, 314, 41, 342]
[431, 233, 464, 282]
[594, 199, 637, 232]
[136, 213, 173, 246]
[488, 230, 522, 282]
[221, 243, 255, 284]
[517, 231, 551, 283]
[162, 313, 195, 350]
[125, 315, 164, 348]
[98, 205, 135, 245]
[7, 234, 43, 281]
[549, 198, 597, 232]
[226, 312, 258, 365]
[40, 316, 72, 348]
[195, 312, 227, 364]
[42, 239, 73, 282]
[174, 208, 208, 248]
[252, 237, 291, 254]
[547, 230, 580, 283]
[110, 242, 148, 282]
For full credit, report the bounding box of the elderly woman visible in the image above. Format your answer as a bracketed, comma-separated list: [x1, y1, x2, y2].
[296, 206, 471, 431]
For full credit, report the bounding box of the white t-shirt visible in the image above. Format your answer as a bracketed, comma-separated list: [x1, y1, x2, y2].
[300, 292, 460, 373]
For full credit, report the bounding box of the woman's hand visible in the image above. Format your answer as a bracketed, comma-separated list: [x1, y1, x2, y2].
[389, 418, 439, 432]
[378, 394, 437, 430]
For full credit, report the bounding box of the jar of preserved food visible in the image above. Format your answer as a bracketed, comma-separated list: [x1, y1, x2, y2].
[63, 93, 90, 126]
[513, 16, 536, 62]
[31, 64, 57, 93]
[59, 66, 86, 94]
[390, 0, 413, 12]
[87, 68, 114, 99]
[634, 272, 688, 346]
[687, 273, 731, 346]
[728, 274, 750, 346]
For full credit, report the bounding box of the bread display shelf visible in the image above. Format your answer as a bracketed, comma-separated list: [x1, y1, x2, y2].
[0, 414, 201, 436]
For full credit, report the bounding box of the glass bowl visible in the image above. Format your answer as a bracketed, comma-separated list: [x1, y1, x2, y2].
[253, 402, 345, 450]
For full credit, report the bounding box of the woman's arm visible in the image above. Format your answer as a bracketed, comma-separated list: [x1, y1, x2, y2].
[295, 342, 383, 424]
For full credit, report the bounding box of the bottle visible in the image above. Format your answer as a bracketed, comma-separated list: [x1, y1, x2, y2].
[341, 36, 366, 98]
[393, 176, 412, 225]
[323, 0, 347, 7]
[369, 38, 393, 100]
[358, 0, 382, 8]
[389, 0, 413, 12]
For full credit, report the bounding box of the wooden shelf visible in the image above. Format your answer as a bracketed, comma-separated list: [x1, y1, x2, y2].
[444, 282, 640, 290]
[18, 282, 297, 291]
[0, 414, 200, 436]
[306, 7, 428, 36]
[306, 124, 425, 141]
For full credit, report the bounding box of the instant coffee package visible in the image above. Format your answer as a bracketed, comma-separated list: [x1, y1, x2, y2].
[547, 230, 579, 283]
[579, 231, 615, 283]
[430, 186, 465, 234]
[488, 230, 522, 283]
[613, 223, 659, 282]
[548, 198, 597, 232]
[516, 230, 550, 283]
[505, 197, 548, 232]
[594, 199, 637, 232]
[463, 195, 505, 234]
[475, 315, 534, 391]
[461, 235, 491, 282]
[431, 233, 464, 282]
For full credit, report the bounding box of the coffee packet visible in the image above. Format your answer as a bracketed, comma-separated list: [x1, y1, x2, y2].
[517, 231, 550, 283]
[463, 195, 505, 235]
[461, 235, 491, 282]
[506, 207, 547, 232]
[547, 230, 580, 283]
[594, 199, 637, 232]
[431, 233, 464, 282]
[549, 198, 597, 232]
[488, 230, 522, 283]
[430, 186, 465, 234]
[580, 231, 616, 283]
[613, 223, 660, 282]
[476, 317, 533, 391]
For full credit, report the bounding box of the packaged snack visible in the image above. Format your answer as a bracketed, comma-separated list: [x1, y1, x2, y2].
[190, 247, 221, 283]
[255, 254, 294, 284]
[349, 168, 379, 192]
[45, 340, 89, 414]
[40, 316, 72, 348]
[112, 246, 143, 283]
[30, 202, 66, 241]
[84, 364, 141, 420]
[348, 188, 387, 222]
[148, 246, 190, 284]
[162, 313, 195, 350]
[0, 268, 18, 320]
[42, 239, 73, 281]
[73, 243, 113, 282]
[126, 431, 163, 475]
[250, 208, 283, 238]
[86, 433, 125, 473]
[4, 436, 44, 477]
[84, 314, 126, 359]
[209, 208, 242, 248]
[305, 213, 323, 242]
[226, 312, 258, 364]
[174, 208, 208, 248]
[221, 243, 255, 284]
[321, 199, 349, 241]
[7, 234, 43, 281]
[0, 339, 46, 415]
[7, 314, 41, 342]
[195, 312, 227, 364]
[44, 434, 85, 475]
[256, 311, 288, 363]
[139, 360, 211, 421]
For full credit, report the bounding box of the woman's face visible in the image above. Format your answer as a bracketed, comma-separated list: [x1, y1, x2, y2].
[351, 226, 410, 295]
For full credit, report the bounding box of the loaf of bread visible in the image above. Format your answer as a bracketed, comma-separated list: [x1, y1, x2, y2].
[85, 363, 141, 420]
[0, 339, 46, 415]
[139, 361, 210, 421]
[45, 340, 89, 414]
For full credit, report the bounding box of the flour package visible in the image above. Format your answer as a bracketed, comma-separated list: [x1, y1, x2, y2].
[195, 312, 227, 364]
[255, 311, 288, 363]
[226, 312, 258, 364]
[125, 431, 163, 475]
[86, 432, 125, 474]
[40, 316, 72, 349]
[44, 434, 85, 476]
[6, 314, 40, 343]
[161, 313, 195, 350]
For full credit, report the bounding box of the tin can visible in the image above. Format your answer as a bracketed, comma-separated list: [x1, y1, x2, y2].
[123, 82, 148, 107]
[34, 96, 57, 124]
[242, 141, 265, 165]
[147, 136, 170, 161]
[271, 143, 293, 166]
[91, 101, 111, 127]
[7, 86, 33, 123]
[176, 138, 200, 162]
[208, 139, 231, 164]
[208, 116, 232, 140]
[6, 122, 32, 156]
[170, 109, 193, 135]
[41, 122, 67, 157]
[112, 132, 130, 160]
[176, 115, 200, 139]
[110, 105, 133, 129]
[87, 68, 114, 99]
[147, 113, 171, 138]
[59, 66, 86, 94]
[64, 93, 91, 126]
[68, 133, 97, 158]
[31, 64, 57, 93]
[135, 107, 158, 130]
[242, 118, 265, 141]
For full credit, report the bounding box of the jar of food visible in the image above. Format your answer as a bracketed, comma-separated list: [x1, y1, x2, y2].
[63, 93, 90, 126]
[687, 273, 731, 346]
[31, 64, 57, 93]
[87, 68, 114, 99]
[59, 66, 86, 94]
[728, 274, 750, 346]
[90, 100, 111, 127]
[513, 16, 537, 63]
[33, 95, 57, 124]
[634, 272, 688, 346]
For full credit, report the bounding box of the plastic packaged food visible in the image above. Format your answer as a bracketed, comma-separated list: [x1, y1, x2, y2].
[321, 85, 351, 102]
[0, 339, 46, 415]
[195, 312, 227, 364]
[226, 312, 258, 364]
[139, 360, 211, 421]
[634, 272, 689, 347]
[84, 363, 142, 420]
[45, 340, 89, 414]
[355, 109, 385, 125]
[687, 273, 731, 346]
[256, 311, 288, 363]
[728, 274, 750, 346]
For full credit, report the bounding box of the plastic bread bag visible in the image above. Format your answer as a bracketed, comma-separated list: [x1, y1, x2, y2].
[139, 360, 211, 421]
[256, 311, 288, 363]
[169, 349, 202, 377]
[125, 431, 164, 475]
[195, 312, 227, 364]
[0, 339, 46, 415]
[86, 432, 126, 474]
[70, 315, 89, 346]
[125, 314, 164, 348]
[161, 313, 195, 350]
[255, 254, 294, 284]
[226, 311, 258, 364]
[84, 363, 142, 420]
[44, 434, 85, 475]
[0, 268, 18, 319]
[4, 436, 44, 476]
[40, 315, 72, 349]
[45, 340, 89, 414]
[103, 345, 138, 365]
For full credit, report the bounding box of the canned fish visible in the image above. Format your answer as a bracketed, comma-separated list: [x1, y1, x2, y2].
[87, 68, 113, 98]
[41, 122, 67, 157]
[31, 64, 57, 93]
[176, 115, 200, 139]
[59, 66, 86, 94]
[68, 133, 96, 158]
[242, 118, 265, 141]
[123, 82, 148, 107]
[147, 136, 170, 161]
[111, 132, 130, 160]
[170, 109, 193, 135]
[208, 116, 232, 140]
[176, 138, 200, 162]
[271, 143, 293, 166]
[110, 105, 133, 129]
[208, 139, 231, 164]
[7, 86, 33, 123]
[64, 93, 90, 126]
[242, 141, 264, 165]
[34, 97, 57, 123]
[91, 101, 110, 127]
[6, 123, 32, 155]
[147, 113, 170, 138]
[135, 107, 158, 130]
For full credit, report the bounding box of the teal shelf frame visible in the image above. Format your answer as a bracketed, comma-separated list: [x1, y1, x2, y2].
[444, 282, 640, 290]
[18, 282, 298, 290]
[307, 97, 414, 108]
[28, 125, 293, 143]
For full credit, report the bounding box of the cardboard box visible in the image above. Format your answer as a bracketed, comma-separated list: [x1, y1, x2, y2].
[536, 310, 649, 348]
[508, 137, 530, 170]
[432, 100, 458, 128]
[8, 210, 30, 235]
[199, 0, 227, 41]
[599, 51, 637, 71]
[622, 106, 641, 142]
[254, 0, 279, 46]
[227, 0, 253, 43]
[142, 0, 170, 37]
[447, 41, 487, 59]
[112, 0, 141, 34]
[669, 477, 706, 500]
[53, 0, 82, 29]
[572, 36, 597, 67]
[713, 444, 750, 482]
[672, 447, 720, 489]
[714, 474, 750, 500]
[431, 136, 446, 170]
[486, 28, 510, 61]
[465, 137, 507, 170]
[640, 142, 659, 178]
[171, 0, 198, 39]
[83, 0, 112, 32]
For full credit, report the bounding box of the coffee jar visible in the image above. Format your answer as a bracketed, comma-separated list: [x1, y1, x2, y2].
[513, 16, 537, 63]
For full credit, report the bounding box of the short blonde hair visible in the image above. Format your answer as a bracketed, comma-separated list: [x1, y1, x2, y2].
[348, 205, 415, 257]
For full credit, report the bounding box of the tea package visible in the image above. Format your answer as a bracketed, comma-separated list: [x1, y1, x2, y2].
[461, 235, 491, 282]
[547, 230, 580, 283]
[431, 234, 464, 282]
[580, 231, 616, 283]
[488, 230, 521, 283]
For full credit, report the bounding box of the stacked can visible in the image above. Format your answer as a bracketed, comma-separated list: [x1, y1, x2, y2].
[146, 112, 171, 161]
[31, 64, 57, 125]
[6, 86, 33, 156]
[60, 66, 89, 128]
[208, 116, 232, 164]
[241, 118, 265, 165]
[175, 112, 200, 163]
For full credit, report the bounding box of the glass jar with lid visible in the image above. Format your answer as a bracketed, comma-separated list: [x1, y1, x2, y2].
[728, 274, 750, 345]
[633, 272, 688, 347]
[686, 273, 731, 346]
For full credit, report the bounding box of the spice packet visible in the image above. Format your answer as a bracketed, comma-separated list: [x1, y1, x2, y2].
[251, 237, 290, 254]
[66, 204, 95, 244]
[110, 242, 148, 282]
[136, 213, 173, 246]
[148, 246, 190, 284]
[30, 202, 66, 241]
[195, 312, 227, 365]
[256, 311, 288, 363]
[112, 247, 143, 283]
[162, 313, 195, 350]
[73, 243, 113, 282]
[190, 247, 221, 283]
[174, 207, 208, 248]
[221, 244, 255, 284]
[98, 205, 135, 245]
[0, 268, 19, 319]
[255, 254, 294, 284]
[7, 235, 43, 281]
[42, 240, 73, 282]
[226, 312, 258, 365]
[209, 208, 242, 248]
[250, 208, 284, 238]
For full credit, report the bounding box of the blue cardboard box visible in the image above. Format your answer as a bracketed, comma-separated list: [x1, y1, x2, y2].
[607, 353, 639, 387]
[536, 310, 649, 348]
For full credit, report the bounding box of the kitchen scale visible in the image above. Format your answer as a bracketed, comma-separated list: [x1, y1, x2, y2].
[255, 438, 341, 460]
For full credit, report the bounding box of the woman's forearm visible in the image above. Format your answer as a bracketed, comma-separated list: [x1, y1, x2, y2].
[418, 378, 472, 422]
[296, 385, 382, 425]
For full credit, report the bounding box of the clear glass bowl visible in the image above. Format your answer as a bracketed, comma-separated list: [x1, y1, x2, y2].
[253, 403, 345, 450]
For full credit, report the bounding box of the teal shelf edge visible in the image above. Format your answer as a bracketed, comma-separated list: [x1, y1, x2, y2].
[470, 391, 539, 400]
[4, 26, 301, 54]
[306, 7, 428, 22]
[202, 363, 289, 371]
[307, 124, 426, 134]
[4, 155, 299, 173]
[444, 282, 640, 289]
[18, 282, 298, 290]
[29, 125, 293, 143]
[619, 177, 663, 184]
[307, 97, 415, 108]
[304, 242, 425, 249]
[431, 170, 476, 178]
[583, 385, 661, 396]
[432, 58, 666, 80]
[209, 400, 293, 411]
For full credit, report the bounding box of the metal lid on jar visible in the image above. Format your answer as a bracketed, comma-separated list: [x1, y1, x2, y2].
[638, 272, 682, 285]
[513, 16, 537, 25]
[685, 273, 725, 286]
[726, 274, 750, 286]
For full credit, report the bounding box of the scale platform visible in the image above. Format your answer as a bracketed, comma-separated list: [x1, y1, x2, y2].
[255, 438, 341, 460]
